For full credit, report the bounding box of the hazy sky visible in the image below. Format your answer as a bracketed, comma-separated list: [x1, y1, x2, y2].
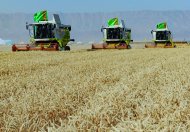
[0, 0, 189, 13]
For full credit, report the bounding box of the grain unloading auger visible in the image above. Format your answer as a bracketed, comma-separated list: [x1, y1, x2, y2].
[12, 11, 74, 52]
[92, 18, 132, 49]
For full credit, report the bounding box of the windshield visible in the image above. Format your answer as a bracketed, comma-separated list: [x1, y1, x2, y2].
[33, 24, 55, 39]
[107, 28, 122, 39]
[156, 31, 170, 40]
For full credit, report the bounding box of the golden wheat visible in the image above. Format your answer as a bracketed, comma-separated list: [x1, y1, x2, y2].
[1, 48, 190, 131]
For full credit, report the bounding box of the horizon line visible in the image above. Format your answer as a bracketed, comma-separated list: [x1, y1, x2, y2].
[0, 10, 190, 14]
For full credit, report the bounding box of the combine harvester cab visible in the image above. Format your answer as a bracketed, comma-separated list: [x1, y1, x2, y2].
[12, 11, 74, 52]
[92, 18, 132, 50]
[145, 22, 176, 48]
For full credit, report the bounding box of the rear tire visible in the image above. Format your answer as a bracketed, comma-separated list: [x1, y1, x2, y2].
[65, 46, 70, 51]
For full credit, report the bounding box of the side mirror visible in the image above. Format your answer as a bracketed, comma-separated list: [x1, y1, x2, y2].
[151, 30, 153, 34]
[26, 22, 29, 30]
[126, 29, 131, 32]
[70, 39, 75, 42]
[68, 26, 71, 31]
[101, 28, 103, 32]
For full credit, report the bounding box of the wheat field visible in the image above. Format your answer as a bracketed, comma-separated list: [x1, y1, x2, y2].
[1, 48, 190, 131]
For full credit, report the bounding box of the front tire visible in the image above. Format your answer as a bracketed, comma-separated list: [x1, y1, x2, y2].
[65, 46, 70, 51]
[127, 45, 132, 49]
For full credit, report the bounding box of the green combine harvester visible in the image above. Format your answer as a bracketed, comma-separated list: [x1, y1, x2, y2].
[145, 22, 176, 48]
[92, 18, 132, 49]
[12, 11, 74, 51]
[145, 22, 188, 48]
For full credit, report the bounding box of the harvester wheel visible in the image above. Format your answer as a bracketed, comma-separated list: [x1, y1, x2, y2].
[128, 45, 132, 49]
[12, 45, 17, 52]
[65, 46, 70, 51]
